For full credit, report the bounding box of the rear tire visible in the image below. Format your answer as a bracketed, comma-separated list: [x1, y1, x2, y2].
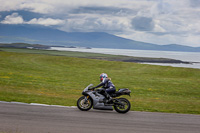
[114, 98, 131, 113]
[77, 96, 93, 111]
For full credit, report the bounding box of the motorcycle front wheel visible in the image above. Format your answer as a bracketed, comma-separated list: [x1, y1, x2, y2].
[77, 96, 93, 111]
[114, 98, 131, 113]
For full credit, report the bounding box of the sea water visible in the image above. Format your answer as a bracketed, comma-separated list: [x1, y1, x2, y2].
[50, 47, 200, 69]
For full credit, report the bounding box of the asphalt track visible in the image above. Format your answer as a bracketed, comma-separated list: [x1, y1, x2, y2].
[0, 102, 200, 133]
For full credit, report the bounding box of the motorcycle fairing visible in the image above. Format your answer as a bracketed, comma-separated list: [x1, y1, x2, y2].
[88, 91, 113, 110]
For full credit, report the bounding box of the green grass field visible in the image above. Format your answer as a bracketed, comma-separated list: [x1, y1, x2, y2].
[0, 48, 200, 114]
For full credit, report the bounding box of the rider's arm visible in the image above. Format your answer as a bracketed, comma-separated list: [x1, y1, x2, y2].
[93, 78, 109, 89]
[93, 82, 104, 88]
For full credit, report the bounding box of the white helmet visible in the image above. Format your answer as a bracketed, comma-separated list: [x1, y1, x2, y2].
[100, 73, 108, 81]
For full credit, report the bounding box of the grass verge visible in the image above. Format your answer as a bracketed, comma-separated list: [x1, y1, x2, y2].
[0, 49, 200, 114]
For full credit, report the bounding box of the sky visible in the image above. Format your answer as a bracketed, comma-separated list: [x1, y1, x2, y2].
[0, 0, 200, 47]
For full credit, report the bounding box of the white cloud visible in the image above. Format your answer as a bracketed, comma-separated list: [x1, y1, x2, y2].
[1, 13, 24, 24]
[0, 0, 153, 14]
[19, 2, 55, 14]
[1, 12, 65, 26]
[150, 0, 172, 17]
[60, 14, 130, 34]
[27, 18, 65, 26]
[0, 0, 26, 11]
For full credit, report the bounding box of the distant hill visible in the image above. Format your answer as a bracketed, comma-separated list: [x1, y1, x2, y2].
[0, 24, 200, 52]
[0, 43, 50, 49]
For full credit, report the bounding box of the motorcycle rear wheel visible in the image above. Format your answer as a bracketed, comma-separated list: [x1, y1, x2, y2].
[114, 98, 131, 113]
[77, 96, 93, 111]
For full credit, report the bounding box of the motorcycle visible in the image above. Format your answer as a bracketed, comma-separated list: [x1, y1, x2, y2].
[77, 84, 131, 113]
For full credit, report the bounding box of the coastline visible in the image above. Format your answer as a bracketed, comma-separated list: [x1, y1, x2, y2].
[1, 44, 200, 69]
[50, 47, 200, 69]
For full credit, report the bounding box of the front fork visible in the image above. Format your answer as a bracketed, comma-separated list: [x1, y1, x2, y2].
[84, 96, 90, 104]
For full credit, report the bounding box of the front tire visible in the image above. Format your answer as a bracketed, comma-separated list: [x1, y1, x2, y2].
[77, 96, 93, 111]
[114, 98, 131, 113]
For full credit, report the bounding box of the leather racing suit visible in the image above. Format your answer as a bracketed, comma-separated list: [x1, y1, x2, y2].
[93, 78, 116, 101]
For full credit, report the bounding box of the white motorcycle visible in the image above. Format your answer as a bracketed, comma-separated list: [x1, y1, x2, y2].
[77, 84, 131, 113]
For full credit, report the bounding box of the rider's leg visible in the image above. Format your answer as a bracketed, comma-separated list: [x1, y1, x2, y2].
[105, 88, 116, 102]
[97, 88, 108, 100]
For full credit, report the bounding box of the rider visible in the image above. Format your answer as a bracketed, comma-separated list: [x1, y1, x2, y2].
[92, 73, 116, 103]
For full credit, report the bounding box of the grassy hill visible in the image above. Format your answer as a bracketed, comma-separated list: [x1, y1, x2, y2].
[0, 49, 200, 114]
[0, 43, 50, 49]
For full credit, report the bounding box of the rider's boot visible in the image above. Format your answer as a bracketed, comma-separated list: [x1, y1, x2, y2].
[103, 93, 112, 103]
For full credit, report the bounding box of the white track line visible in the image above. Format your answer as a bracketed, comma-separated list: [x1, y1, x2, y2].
[0, 101, 77, 108]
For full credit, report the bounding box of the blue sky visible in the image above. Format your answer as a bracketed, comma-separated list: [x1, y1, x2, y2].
[0, 0, 200, 47]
